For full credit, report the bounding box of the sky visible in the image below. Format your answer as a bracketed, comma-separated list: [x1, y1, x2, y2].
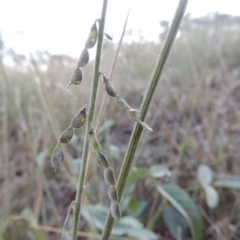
[0, 0, 239, 58]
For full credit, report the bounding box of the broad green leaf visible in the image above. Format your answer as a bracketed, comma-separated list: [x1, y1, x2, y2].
[126, 167, 149, 186]
[157, 184, 204, 240]
[197, 165, 213, 186]
[163, 205, 187, 240]
[203, 185, 219, 209]
[149, 164, 171, 178]
[0, 215, 10, 235]
[127, 196, 139, 214]
[213, 179, 240, 189]
[20, 208, 37, 227]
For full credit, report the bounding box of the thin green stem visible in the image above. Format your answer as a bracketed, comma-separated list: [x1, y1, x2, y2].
[71, 0, 108, 239]
[101, 1, 188, 239]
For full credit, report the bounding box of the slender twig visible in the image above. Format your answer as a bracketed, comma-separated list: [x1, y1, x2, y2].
[101, 1, 188, 239]
[71, 1, 108, 239]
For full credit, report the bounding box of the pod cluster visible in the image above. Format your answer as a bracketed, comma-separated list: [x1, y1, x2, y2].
[100, 72, 153, 132]
[51, 104, 88, 170]
[88, 127, 121, 221]
[67, 20, 99, 88]
[61, 201, 76, 240]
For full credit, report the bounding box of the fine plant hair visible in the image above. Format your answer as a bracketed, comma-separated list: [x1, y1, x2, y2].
[50, 0, 188, 240]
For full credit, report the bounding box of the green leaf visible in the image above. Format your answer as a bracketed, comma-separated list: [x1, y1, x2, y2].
[163, 205, 187, 240]
[203, 185, 219, 209]
[126, 167, 149, 186]
[0, 215, 10, 235]
[157, 184, 204, 240]
[149, 165, 171, 178]
[213, 179, 240, 189]
[127, 196, 139, 214]
[20, 208, 37, 227]
[197, 165, 213, 186]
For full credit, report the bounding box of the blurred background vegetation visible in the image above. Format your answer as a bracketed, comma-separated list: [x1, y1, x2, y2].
[0, 13, 240, 239]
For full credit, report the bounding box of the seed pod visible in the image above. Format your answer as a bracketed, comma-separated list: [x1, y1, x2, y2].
[110, 202, 121, 221]
[59, 126, 74, 144]
[51, 147, 64, 168]
[77, 48, 89, 67]
[104, 32, 112, 40]
[108, 186, 119, 202]
[67, 67, 83, 88]
[85, 23, 98, 49]
[116, 95, 131, 110]
[128, 109, 153, 132]
[103, 75, 118, 97]
[95, 152, 110, 168]
[88, 128, 100, 153]
[71, 105, 88, 128]
[104, 167, 116, 185]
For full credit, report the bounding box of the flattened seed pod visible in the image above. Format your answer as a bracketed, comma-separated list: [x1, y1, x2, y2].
[111, 202, 121, 221]
[59, 126, 73, 143]
[104, 167, 116, 185]
[88, 128, 100, 153]
[51, 147, 64, 168]
[108, 186, 119, 202]
[67, 67, 82, 88]
[103, 75, 117, 97]
[116, 95, 131, 110]
[85, 23, 98, 49]
[77, 48, 89, 67]
[95, 152, 110, 168]
[71, 105, 88, 128]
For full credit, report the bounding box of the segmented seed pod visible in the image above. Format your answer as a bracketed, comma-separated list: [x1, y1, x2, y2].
[71, 105, 88, 128]
[88, 128, 100, 153]
[110, 202, 121, 221]
[115, 95, 131, 110]
[104, 32, 112, 40]
[104, 167, 116, 185]
[103, 75, 118, 97]
[77, 48, 89, 67]
[59, 126, 74, 144]
[85, 23, 98, 49]
[95, 152, 110, 168]
[108, 186, 119, 202]
[67, 67, 82, 88]
[128, 109, 153, 132]
[51, 147, 64, 168]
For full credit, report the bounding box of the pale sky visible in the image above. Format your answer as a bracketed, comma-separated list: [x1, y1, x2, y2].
[0, 0, 239, 58]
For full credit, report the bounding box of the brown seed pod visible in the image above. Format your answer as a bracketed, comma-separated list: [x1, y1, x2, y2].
[103, 75, 118, 97]
[110, 202, 121, 221]
[95, 152, 110, 168]
[108, 186, 119, 202]
[51, 147, 64, 168]
[88, 128, 100, 153]
[59, 126, 74, 144]
[71, 104, 88, 128]
[67, 67, 83, 88]
[77, 48, 89, 67]
[104, 167, 116, 186]
[115, 95, 131, 110]
[85, 23, 98, 49]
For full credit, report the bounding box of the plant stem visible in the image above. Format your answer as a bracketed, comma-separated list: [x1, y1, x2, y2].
[101, 1, 188, 239]
[71, 0, 108, 239]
